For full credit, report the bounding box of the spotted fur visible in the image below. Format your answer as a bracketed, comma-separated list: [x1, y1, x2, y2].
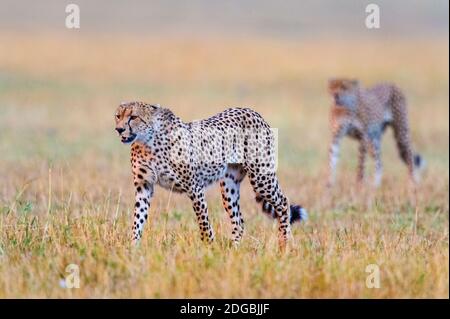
[115, 102, 307, 247]
[327, 78, 424, 187]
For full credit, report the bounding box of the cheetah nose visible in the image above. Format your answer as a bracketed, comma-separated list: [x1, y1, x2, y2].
[116, 127, 125, 134]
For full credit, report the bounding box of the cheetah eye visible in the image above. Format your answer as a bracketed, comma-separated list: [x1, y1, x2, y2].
[130, 115, 138, 121]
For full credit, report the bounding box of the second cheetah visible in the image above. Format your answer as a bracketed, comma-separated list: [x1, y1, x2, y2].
[327, 78, 424, 187]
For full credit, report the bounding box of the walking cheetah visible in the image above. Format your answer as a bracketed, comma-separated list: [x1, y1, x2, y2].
[114, 102, 307, 247]
[327, 78, 424, 187]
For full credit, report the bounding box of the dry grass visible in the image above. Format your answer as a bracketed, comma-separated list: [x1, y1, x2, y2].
[0, 33, 448, 298]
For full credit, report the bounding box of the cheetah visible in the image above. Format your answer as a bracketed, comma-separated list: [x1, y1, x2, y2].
[327, 78, 424, 187]
[114, 102, 307, 247]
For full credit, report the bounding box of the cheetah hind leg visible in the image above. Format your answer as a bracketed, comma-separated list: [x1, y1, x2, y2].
[250, 173, 306, 249]
[357, 139, 368, 184]
[220, 164, 246, 245]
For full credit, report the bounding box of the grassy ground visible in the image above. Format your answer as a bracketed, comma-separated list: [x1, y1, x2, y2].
[0, 33, 448, 298]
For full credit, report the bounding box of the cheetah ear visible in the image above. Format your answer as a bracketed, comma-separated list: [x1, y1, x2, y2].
[328, 78, 338, 88]
[351, 79, 360, 87]
[144, 103, 160, 115]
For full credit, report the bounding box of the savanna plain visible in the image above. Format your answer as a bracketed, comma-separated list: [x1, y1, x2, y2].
[0, 33, 448, 298]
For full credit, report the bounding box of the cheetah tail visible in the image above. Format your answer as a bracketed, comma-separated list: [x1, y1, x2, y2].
[413, 153, 425, 170]
[390, 86, 416, 166]
[290, 204, 309, 223]
[255, 196, 308, 224]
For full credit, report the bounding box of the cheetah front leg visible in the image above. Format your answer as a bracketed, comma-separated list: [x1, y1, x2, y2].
[130, 144, 157, 246]
[132, 181, 154, 245]
[189, 186, 215, 243]
[327, 127, 345, 187]
[368, 138, 383, 187]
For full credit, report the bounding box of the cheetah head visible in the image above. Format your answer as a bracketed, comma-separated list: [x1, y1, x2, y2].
[328, 78, 360, 109]
[114, 101, 160, 144]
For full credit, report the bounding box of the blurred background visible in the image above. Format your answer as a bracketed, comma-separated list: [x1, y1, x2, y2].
[1, 0, 448, 36]
[0, 1, 448, 298]
[0, 0, 448, 170]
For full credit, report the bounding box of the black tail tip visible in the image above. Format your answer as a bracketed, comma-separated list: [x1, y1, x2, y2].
[290, 205, 308, 224]
[414, 154, 423, 168]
